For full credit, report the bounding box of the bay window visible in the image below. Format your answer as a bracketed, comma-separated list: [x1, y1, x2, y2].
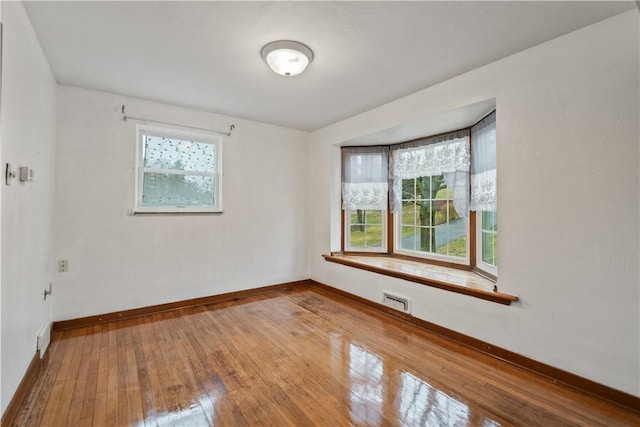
[341, 110, 498, 278]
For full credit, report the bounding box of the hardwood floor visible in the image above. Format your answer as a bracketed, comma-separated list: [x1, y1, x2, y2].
[13, 285, 640, 426]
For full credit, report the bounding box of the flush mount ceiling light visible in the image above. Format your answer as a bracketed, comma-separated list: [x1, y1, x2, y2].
[261, 40, 314, 76]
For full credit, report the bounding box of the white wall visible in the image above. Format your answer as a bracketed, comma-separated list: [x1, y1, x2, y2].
[308, 10, 640, 397]
[1, 2, 636, 415]
[0, 1, 57, 413]
[53, 86, 309, 320]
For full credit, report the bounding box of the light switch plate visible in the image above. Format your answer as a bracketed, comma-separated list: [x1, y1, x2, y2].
[5, 163, 16, 186]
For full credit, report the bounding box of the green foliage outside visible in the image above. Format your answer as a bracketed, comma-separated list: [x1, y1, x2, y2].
[348, 227, 383, 247]
[481, 211, 498, 266]
[482, 232, 498, 266]
[412, 176, 440, 251]
[433, 188, 460, 225]
[436, 236, 467, 257]
[349, 210, 383, 248]
[400, 176, 465, 256]
[435, 234, 498, 263]
[348, 177, 465, 253]
[347, 184, 498, 265]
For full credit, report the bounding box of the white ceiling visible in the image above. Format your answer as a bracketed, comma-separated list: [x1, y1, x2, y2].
[23, 1, 636, 131]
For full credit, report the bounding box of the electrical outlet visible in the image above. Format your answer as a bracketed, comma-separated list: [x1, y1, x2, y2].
[58, 260, 68, 273]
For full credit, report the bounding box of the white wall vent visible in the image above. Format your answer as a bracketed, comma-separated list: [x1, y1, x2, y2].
[37, 322, 52, 358]
[383, 292, 410, 314]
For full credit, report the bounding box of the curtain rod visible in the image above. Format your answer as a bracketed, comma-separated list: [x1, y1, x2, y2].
[121, 105, 234, 137]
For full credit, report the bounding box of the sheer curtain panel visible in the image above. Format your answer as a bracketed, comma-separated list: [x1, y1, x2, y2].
[470, 111, 497, 211]
[341, 146, 389, 211]
[389, 130, 470, 215]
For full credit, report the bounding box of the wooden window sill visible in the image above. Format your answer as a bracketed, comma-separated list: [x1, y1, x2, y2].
[322, 253, 518, 305]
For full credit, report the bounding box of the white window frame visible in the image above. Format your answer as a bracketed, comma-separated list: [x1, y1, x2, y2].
[476, 210, 498, 276]
[134, 124, 223, 214]
[344, 209, 388, 252]
[392, 178, 470, 266]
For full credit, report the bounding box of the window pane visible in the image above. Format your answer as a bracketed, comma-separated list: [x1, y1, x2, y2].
[365, 228, 383, 247]
[401, 226, 418, 251]
[349, 226, 365, 247]
[350, 210, 364, 226]
[143, 135, 215, 173]
[434, 186, 456, 225]
[481, 210, 497, 266]
[434, 189, 466, 257]
[401, 202, 416, 226]
[482, 210, 497, 231]
[397, 174, 467, 259]
[418, 176, 433, 200]
[142, 173, 214, 207]
[348, 210, 384, 249]
[482, 231, 497, 266]
[401, 179, 415, 201]
[418, 226, 433, 252]
[437, 237, 468, 258]
[417, 201, 432, 227]
[366, 210, 382, 225]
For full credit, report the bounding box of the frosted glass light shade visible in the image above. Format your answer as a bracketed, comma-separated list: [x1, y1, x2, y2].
[261, 40, 314, 76]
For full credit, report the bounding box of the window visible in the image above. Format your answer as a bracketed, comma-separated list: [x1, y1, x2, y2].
[470, 111, 497, 275]
[390, 131, 471, 265]
[135, 125, 222, 213]
[345, 209, 386, 250]
[341, 111, 497, 277]
[479, 210, 498, 266]
[342, 147, 389, 251]
[396, 175, 468, 262]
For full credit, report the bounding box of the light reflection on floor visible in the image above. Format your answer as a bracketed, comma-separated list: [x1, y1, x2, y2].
[134, 315, 503, 427]
[135, 393, 216, 427]
[345, 341, 502, 427]
[350, 343, 384, 425]
[399, 371, 469, 426]
[18, 291, 637, 426]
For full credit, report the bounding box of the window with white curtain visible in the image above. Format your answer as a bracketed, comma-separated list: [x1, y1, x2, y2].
[390, 130, 470, 264]
[471, 111, 497, 274]
[340, 111, 497, 276]
[135, 124, 223, 213]
[342, 146, 389, 251]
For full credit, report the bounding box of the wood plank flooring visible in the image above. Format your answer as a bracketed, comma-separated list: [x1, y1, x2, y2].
[12, 286, 640, 426]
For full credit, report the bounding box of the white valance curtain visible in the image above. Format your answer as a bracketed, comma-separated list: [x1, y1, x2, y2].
[470, 111, 497, 212]
[389, 130, 471, 216]
[342, 146, 389, 211]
